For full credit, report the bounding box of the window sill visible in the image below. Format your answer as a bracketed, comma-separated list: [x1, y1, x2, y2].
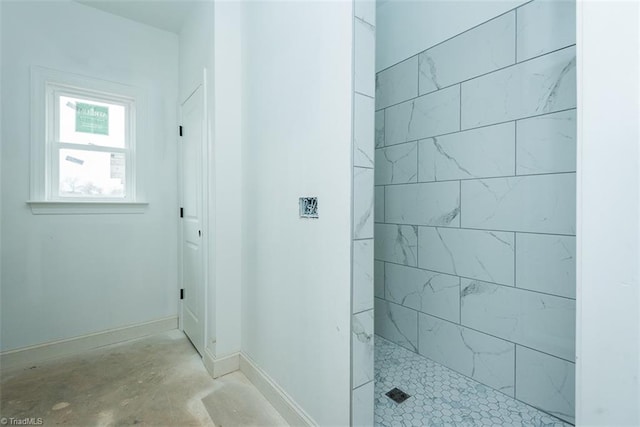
[27, 201, 149, 215]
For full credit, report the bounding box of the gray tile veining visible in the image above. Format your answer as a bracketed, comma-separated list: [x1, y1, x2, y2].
[418, 313, 515, 395]
[418, 227, 515, 286]
[374, 298, 418, 353]
[354, 167, 374, 239]
[418, 12, 515, 95]
[385, 182, 460, 227]
[515, 346, 575, 424]
[354, 93, 376, 168]
[384, 263, 459, 322]
[516, 109, 577, 175]
[352, 310, 374, 388]
[385, 85, 460, 146]
[461, 46, 576, 129]
[460, 279, 576, 361]
[461, 173, 576, 235]
[418, 122, 515, 182]
[376, 56, 418, 110]
[375, 224, 418, 267]
[375, 143, 418, 185]
[353, 239, 374, 313]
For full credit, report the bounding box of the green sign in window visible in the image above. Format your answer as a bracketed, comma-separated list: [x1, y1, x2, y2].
[76, 102, 109, 135]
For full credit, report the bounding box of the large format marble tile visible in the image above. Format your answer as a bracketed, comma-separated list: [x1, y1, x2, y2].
[375, 224, 418, 266]
[516, 233, 576, 299]
[461, 46, 576, 129]
[418, 313, 515, 396]
[353, 167, 374, 239]
[353, 239, 374, 313]
[375, 142, 418, 185]
[516, 346, 575, 424]
[385, 182, 460, 227]
[354, 0, 375, 27]
[375, 110, 385, 148]
[375, 56, 418, 110]
[460, 279, 576, 361]
[461, 173, 576, 234]
[352, 310, 374, 388]
[355, 18, 375, 97]
[354, 93, 375, 168]
[374, 260, 384, 298]
[418, 12, 515, 95]
[418, 227, 515, 285]
[374, 186, 384, 223]
[385, 85, 460, 146]
[384, 263, 460, 322]
[418, 122, 515, 182]
[352, 380, 374, 427]
[374, 298, 418, 352]
[517, 109, 576, 175]
[517, 0, 576, 62]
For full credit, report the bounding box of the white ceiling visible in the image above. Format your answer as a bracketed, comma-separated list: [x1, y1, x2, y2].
[76, 0, 197, 34]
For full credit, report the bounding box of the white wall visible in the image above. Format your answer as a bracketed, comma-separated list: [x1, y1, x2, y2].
[0, 1, 179, 351]
[576, 1, 640, 425]
[240, 1, 353, 425]
[376, 0, 526, 71]
[178, 1, 243, 360]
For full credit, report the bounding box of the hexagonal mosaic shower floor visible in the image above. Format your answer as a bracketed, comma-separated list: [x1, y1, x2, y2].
[374, 337, 572, 427]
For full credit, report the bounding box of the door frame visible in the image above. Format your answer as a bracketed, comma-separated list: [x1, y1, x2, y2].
[178, 69, 210, 355]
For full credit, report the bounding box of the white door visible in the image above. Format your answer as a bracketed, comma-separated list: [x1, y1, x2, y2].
[180, 85, 205, 356]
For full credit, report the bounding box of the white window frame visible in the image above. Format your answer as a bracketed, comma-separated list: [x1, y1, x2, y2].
[28, 66, 147, 214]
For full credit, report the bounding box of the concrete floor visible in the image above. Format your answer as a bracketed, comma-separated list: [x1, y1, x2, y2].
[0, 330, 288, 427]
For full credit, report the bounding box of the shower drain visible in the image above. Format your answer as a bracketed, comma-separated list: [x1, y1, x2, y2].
[386, 387, 411, 404]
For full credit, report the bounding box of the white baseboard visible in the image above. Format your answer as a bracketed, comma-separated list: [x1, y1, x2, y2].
[239, 352, 316, 427]
[0, 316, 178, 372]
[203, 348, 240, 379]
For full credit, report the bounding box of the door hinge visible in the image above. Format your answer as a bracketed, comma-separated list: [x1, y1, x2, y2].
[179, 125, 183, 137]
[180, 207, 184, 218]
[180, 288, 184, 300]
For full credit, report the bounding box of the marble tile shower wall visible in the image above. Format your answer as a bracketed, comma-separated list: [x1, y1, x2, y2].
[373, 1, 576, 424]
[352, 1, 376, 426]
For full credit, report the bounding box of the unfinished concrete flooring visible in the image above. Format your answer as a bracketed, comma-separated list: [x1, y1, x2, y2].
[0, 330, 288, 427]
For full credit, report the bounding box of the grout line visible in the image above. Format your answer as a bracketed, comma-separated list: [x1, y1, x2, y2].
[515, 7, 519, 63]
[379, 107, 578, 147]
[375, 217, 577, 238]
[514, 232, 518, 287]
[375, 1, 535, 75]
[353, 307, 374, 316]
[375, 44, 576, 112]
[355, 91, 375, 100]
[514, 344, 518, 399]
[376, 297, 576, 364]
[458, 277, 462, 325]
[376, 258, 576, 301]
[459, 83, 463, 131]
[459, 180, 462, 228]
[375, 170, 577, 187]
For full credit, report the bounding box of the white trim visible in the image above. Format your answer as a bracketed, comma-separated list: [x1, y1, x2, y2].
[203, 349, 240, 379]
[0, 316, 178, 372]
[27, 201, 148, 214]
[239, 352, 316, 427]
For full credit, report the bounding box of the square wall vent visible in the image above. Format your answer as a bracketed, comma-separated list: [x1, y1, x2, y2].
[299, 197, 318, 219]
